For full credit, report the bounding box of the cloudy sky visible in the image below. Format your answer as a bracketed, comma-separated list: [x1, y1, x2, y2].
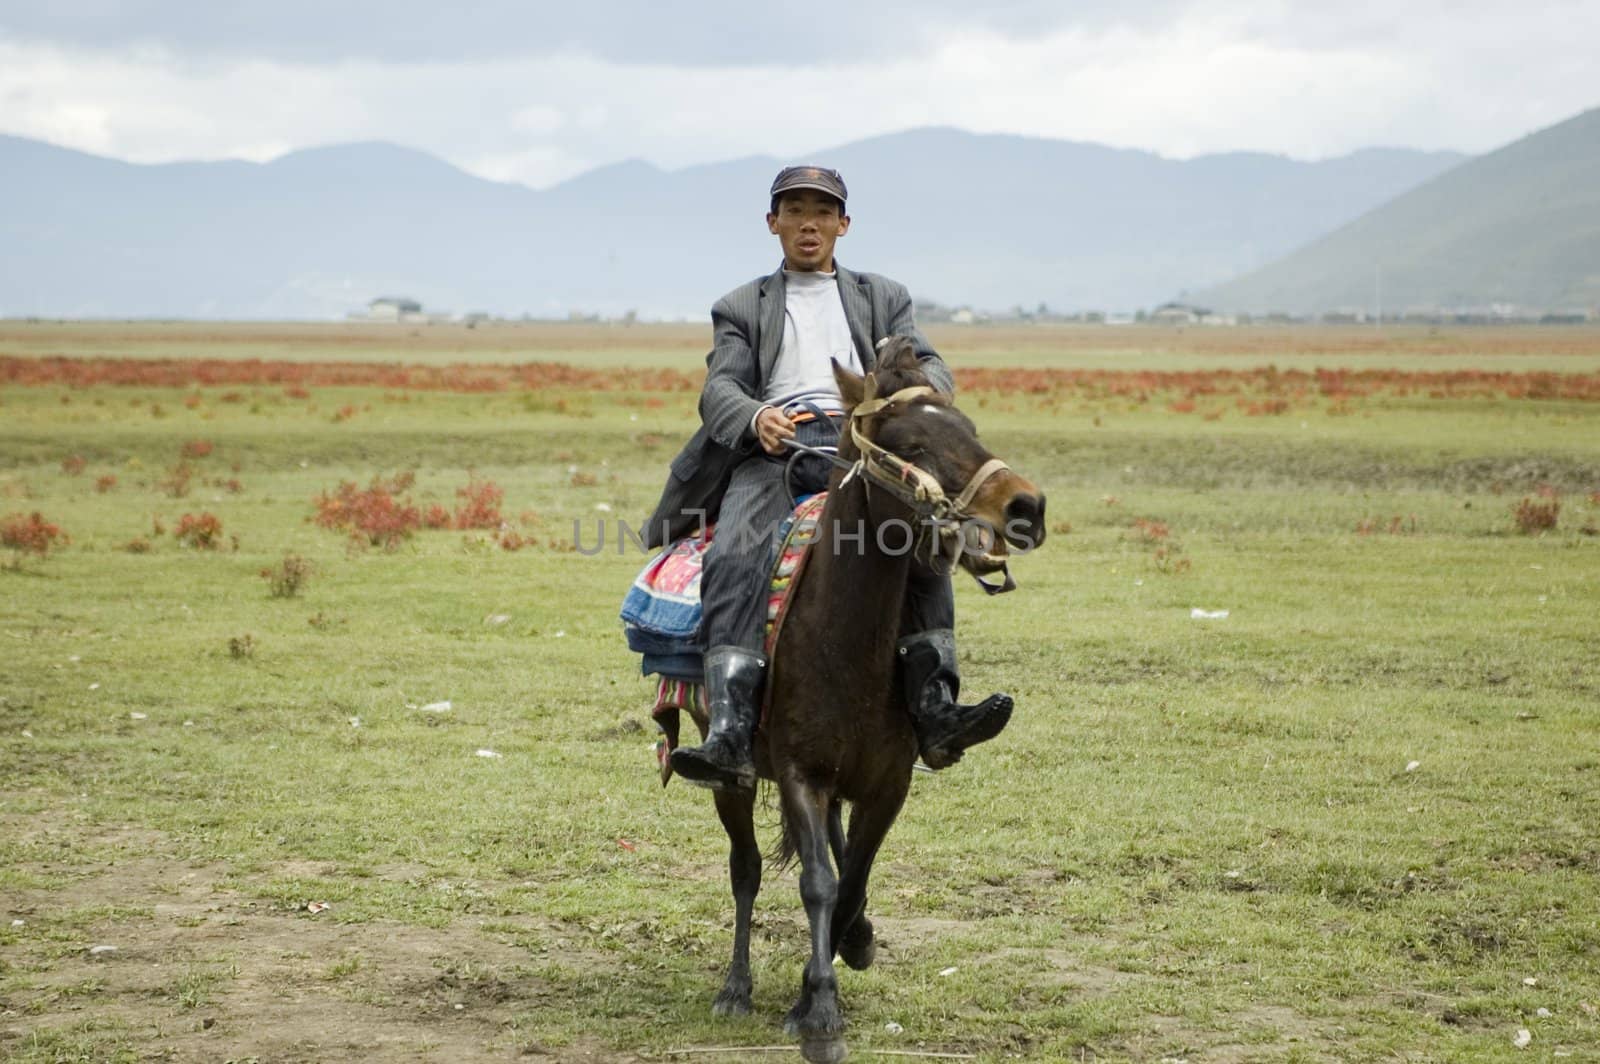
[2, 1, 1596, 188]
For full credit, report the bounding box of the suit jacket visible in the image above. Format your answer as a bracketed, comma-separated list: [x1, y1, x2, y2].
[641, 261, 954, 548]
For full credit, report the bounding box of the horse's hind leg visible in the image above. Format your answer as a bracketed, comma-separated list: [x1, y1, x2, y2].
[779, 773, 846, 1063]
[832, 780, 909, 972]
[711, 788, 760, 1017]
[827, 799, 846, 869]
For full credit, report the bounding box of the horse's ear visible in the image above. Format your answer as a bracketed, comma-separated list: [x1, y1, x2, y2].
[832, 358, 866, 410]
[881, 336, 920, 372]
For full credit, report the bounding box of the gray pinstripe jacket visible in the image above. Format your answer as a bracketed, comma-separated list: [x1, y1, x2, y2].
[641, 261, 954, 548]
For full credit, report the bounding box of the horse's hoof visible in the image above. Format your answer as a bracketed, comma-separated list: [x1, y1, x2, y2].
[838, 935, 875, 971]
[711, 989, 751, 1017]
[800, 1035, 848, 1064]
[785, 997, 844, 1040]
[837, 918, 875, 971]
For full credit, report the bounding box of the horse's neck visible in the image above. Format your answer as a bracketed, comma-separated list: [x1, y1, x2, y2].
[800, 482, 914, 647]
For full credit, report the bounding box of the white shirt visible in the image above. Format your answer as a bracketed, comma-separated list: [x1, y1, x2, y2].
[755, 270, 862, 429]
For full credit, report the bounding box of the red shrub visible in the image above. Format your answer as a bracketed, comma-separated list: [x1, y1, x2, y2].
[1357, 514, 1420, 536]
[1131, 517, 1170, 543]
[453, 477, 504, 530]
[3, 511, 69, 564]
[60, 454, 87, 475]
[95, 475, 118, 493]
[1513, 495, 1559, 534]
[312, 473, 421, 548]
[423, 504, 453, 529]
[181, 439, 214, 459]
[1242, 399, 1290, 416]
[1152, 544, 1190, 574]
[174, 512, 224, 550]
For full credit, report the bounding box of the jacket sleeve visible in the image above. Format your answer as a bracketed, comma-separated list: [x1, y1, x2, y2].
[882, 279, 955, 396]
[699, 293, 766, 452]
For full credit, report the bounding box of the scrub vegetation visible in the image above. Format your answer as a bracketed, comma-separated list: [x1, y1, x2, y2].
[1, 322, 1597, 1061]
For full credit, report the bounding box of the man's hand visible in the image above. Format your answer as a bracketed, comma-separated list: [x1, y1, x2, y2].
[754, 406, 796, 455]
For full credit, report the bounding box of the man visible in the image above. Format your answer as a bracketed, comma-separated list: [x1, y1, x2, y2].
[643, 165, 1011, 792]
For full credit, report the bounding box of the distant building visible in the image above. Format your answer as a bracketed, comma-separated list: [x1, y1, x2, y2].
[1150, 302, 1209, 325]
[367, 296, 423, 322]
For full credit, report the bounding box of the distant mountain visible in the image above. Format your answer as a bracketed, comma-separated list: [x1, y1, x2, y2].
[0, 129, 1466, 319]
[1195, 108, 1600, 315]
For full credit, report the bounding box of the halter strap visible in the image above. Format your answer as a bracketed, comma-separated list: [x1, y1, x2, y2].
[850, 384, 937, 420]
[847, 389, 1011, 521]
[842, 384, 1017, 593]
[949, 457, 1010, 514]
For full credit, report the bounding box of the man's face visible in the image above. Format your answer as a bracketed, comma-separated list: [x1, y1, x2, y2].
[767, 190, 850, 273]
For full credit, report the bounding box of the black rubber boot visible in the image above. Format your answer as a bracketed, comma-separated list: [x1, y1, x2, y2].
[897, 629, 1013, 769]
[671, 646, 765, 791]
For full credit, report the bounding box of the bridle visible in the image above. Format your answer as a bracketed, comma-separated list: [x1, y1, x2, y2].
[782, 384, 1016, 594]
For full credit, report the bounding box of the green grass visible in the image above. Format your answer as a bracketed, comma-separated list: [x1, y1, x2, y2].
[1, 357, 1598, 1061]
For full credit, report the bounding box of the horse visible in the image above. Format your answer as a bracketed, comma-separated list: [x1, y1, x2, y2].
[684, 338, 1047, 1063]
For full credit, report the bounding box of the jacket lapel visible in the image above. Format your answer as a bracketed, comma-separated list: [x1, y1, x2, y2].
[835, 263, 875, 371]
[757, 264, 786, 382]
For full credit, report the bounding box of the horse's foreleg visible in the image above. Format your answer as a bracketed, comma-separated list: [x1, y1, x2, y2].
[832, 779, 909, 972]
[780, 773, 846, 1062]
[711, 788, 760, 1017]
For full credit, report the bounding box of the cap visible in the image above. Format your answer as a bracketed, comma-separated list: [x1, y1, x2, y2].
[769, 165, 848, 206]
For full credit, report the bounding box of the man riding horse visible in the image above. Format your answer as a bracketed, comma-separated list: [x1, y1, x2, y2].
[642, 165, 1013, 792]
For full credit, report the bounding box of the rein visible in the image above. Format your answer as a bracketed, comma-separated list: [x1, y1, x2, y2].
[780, 384, 1016, 594]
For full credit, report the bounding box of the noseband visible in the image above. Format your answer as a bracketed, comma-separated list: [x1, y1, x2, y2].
[783, 384, 1016, 594]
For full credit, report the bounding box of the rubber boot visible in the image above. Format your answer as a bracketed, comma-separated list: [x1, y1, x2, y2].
[897, 629, 1013, 769]
[671, 646, 765, 791]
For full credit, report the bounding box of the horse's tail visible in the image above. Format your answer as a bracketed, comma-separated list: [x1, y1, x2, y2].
[765, 781, 801, 871]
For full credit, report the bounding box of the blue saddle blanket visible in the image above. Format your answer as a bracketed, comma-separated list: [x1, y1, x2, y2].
[621, 529, 712, 680]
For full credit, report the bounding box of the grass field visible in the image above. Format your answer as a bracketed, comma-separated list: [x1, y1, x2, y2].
[2, 323, 1598, 1062]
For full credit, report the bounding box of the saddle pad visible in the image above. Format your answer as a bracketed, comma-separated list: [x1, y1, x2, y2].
[764, 492, 828, 657]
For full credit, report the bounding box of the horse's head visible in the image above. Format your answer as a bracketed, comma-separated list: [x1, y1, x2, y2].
[832, 338, 1046, 589]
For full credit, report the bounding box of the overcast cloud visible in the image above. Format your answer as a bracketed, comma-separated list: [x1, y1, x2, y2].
[2, 1, 1596, 187]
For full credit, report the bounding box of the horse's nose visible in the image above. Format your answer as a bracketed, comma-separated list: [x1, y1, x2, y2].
[1004, 492, 1046, 549]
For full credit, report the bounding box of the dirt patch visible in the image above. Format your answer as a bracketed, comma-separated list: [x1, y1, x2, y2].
[0, 810, 646, 1063]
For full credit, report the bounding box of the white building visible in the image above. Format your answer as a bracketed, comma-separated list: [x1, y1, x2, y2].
[367, 296, 423, 322]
